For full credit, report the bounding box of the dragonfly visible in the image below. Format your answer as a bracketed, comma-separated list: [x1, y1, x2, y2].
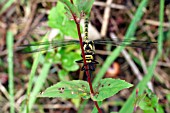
[18, 17, 157, 71]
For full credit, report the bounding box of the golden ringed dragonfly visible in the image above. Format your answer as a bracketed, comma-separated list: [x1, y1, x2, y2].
[18, 37, 157, 71]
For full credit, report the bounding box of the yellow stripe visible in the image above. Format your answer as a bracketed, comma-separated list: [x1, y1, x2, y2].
[84, 17, 89, 40]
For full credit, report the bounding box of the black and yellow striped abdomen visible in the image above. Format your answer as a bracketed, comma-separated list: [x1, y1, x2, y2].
[84, 17, 89, 40]
[76, 17, 99, 71]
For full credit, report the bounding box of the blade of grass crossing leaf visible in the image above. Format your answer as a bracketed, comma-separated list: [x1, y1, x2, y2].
[93, 0, 148, 86]
[119, 0, 164, 112]
[7, 31, 15, 113]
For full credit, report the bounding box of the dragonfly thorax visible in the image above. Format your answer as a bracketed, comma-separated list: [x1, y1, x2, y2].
[74, 39, 99, 71]
[83, 39, 95, 55]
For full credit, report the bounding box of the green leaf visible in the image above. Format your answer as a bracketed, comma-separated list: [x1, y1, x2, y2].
[48, 2, 78, 38]
[139, 95, 159, 111]
[39, 80, 90, 99]
[76, 0, 95, 14]
[58, 69, 69, 81]
[135, 89, 160, 112]
[92, 78, 133, 101]
[52, 52, 62, 64]
[23, 60, 32, 68]
[58, 69, 68, 77]
[139, 96, 154, 110]
[61, 52, 80, 71]
[134, 93, 147, 108]
[59, 0, 80, 18]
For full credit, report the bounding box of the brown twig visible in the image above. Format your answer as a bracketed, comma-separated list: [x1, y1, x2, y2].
[100, 0, 113, 37]
[145, 19, 170, 27]
[93, 1, 126, 9]
[15, 2, 38, 47]
[0, 4, 44, 57]
[110, 33, 154, 91]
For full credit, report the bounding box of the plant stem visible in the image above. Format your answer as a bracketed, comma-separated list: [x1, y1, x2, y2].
[75, 19, 102, 113]
[70, 0, 73, 4]
[69, 1, 102, 112]
[75, 21, 94, 93]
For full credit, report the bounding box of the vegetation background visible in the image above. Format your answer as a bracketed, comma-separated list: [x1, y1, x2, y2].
[0, 0, 170, 113]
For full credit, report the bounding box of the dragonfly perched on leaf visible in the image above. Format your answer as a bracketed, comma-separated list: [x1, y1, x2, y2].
[18, 18, 157, 71]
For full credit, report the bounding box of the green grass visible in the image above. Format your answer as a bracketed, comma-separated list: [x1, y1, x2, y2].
[119, 0, 164, 112]
[4, 0, 164, 112]
[18, 35, 53, 113]
[91, 0, 164, 112]
[27, 62, 52, 111]
[93, 0, 149, 86]
[0, 0, 15, 15]
[7, 31, 15, 113]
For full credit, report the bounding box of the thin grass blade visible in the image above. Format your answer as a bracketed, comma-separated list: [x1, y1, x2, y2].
[7, 31, 15, 113]
[119, 0, 164, 112]
[93, 0, 149, 86]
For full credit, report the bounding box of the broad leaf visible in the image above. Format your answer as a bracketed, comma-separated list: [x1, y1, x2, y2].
[39, 80, 90, 99]
[92, 78, 133, 101]
[76, 0, 94, 14]
[48, 2, 78, 38]
[138, 93, 159, 111]
[59, 0, 80, 18]
[135, 88, 162, 113]
[61, 52, 80, 71]
[134, 93, 147, 110]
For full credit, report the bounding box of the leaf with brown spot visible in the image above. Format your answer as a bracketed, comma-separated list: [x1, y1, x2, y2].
[92, 78, 133, 101]
[39, 80, 90, 99]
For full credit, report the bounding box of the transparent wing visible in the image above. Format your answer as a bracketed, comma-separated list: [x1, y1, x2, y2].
[19, 40, 80, 47]
[94, 39, 157, 49]
[17, 40, 79, 54]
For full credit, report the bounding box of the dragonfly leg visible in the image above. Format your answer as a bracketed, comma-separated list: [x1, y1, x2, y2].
[76, 59, 83, 63]
[92, 60, 99, 64]
[81, 63, 96, 71]
[81, 64, 88, 71]
[76, 59, 99, 71]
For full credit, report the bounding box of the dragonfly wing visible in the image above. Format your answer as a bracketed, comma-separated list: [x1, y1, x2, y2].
[17, 40, 80, 53]
[19, 40, 79, 47]
[17, 46, 58, 54]
[94, 39, 157, 49]
[125, 41, 157, 49]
